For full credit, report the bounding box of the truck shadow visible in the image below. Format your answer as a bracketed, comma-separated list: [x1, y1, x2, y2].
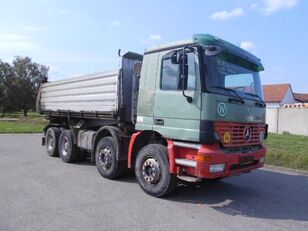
[74, 159, 308, 222]
[168, 169, 308, 222]
[75, 159, 138, 183]
[73, 159, 96, 166]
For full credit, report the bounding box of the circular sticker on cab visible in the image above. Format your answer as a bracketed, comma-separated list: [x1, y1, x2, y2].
[217, 102, 227, 117]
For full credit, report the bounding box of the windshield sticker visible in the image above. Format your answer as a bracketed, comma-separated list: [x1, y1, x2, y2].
[217, 103, 227, 117]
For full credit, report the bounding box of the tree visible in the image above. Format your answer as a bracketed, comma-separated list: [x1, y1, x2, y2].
[0, 61, 16, 116]
[7, 56, 49, 116]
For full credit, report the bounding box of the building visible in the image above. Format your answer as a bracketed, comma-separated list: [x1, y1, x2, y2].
[294, 93, 308, 103]
[263, 84, 296, 108]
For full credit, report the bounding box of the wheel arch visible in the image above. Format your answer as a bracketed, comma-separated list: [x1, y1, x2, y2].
[128, 130, 168, 169]
[43, 123, 63, 134]
[91, 126, 127, 162]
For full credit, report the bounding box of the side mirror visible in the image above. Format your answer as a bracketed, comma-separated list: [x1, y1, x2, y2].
[179, 53, 188, 65]
[164, 47, 193, 103]
[171, 52, 188, 64]
[180, 64, 192, 103]
[170, 52, 178, 64]
[179, 63, 188, 90]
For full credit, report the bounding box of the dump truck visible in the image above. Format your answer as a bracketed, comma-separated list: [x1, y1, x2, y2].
[37, 34, 267, 197]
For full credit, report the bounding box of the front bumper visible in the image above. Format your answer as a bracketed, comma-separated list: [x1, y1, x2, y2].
[194, 144, 266, 179]
[168, 141, 266, 179]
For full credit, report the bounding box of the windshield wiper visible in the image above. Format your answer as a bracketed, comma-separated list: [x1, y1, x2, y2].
[211, 86, 245, 104]
[244, 92, 266, 108]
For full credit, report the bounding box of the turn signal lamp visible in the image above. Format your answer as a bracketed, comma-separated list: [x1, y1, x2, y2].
[196, 156, 212, 162]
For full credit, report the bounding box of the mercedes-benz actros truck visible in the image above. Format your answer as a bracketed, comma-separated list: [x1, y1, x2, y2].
[37, 34, 267, 197]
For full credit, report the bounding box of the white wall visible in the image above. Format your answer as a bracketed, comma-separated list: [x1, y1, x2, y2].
[266, 108, 308, 136]
[266, 102, 281, 108]
[266, 108, 279, 133]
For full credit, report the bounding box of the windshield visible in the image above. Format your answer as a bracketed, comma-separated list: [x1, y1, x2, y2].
[204, 53, 264, 100]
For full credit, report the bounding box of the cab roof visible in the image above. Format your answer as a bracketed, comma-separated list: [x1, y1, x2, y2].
[145, 34, 264, 71]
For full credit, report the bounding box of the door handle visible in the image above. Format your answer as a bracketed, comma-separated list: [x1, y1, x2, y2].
[154, 118, 164, 126]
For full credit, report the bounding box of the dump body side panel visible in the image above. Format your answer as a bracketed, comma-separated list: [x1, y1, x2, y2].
[39, 70, 119, 114]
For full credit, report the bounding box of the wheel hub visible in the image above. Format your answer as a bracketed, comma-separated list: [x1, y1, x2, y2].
[142, 158, 161, 184]
[61, 137, 69, 156]
[47, 134, 54, 151]
[99, 147, 112, 169]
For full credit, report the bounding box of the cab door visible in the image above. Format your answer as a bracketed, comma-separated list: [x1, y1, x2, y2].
[153, 49, 202, 142]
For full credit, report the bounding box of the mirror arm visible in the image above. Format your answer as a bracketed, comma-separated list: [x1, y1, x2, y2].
[181, 77, 193, 103]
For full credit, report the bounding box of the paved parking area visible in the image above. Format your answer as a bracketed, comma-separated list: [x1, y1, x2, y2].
[0, 134, 308, 231]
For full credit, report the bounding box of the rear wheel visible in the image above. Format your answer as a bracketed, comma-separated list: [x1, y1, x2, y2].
[45, 127, 61, 157]
[58, 130, 79, 163]
[95, 137, 123, 179]
[135, 144, 177, 197]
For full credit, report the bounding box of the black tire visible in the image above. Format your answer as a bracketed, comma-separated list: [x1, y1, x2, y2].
[95, 137, 123, 179]
[135, 144, 177, 197]
[45, 127, 61, 157]
[78, 149, 88, 161]
[58, 130, 79, 163]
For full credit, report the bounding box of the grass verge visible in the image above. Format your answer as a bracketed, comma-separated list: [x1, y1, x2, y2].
[1, 114, 307, 171]
[0, 113, 47, 133]
[265, 133, 308, 171]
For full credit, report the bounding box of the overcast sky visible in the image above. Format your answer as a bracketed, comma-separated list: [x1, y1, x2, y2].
[0, 0, 307, 92]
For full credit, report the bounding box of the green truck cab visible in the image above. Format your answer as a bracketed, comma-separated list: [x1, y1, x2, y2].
[130, 34, 266, 195]
[39, 34, 267, 197]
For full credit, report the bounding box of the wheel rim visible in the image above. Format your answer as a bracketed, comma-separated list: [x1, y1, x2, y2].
[46, 133, 54, 152]
[98, 146, 112, 169]
[61, 137, 69, 156]
[142, 157, 161, 184]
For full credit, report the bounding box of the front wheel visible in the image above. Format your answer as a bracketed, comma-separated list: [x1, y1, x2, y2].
[135, 144, 177, 197]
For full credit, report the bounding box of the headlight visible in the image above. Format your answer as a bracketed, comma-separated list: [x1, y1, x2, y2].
[209, 163, 226, 173]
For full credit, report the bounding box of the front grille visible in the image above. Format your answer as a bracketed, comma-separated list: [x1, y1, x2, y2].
[222, 145, 262, 154]
[215, 121, 266, 148]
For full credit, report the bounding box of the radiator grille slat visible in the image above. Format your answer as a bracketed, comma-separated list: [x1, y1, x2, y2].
[215, 122, 265, 147]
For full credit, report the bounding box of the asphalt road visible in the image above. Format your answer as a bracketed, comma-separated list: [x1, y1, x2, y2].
[0, 134, 308, 231]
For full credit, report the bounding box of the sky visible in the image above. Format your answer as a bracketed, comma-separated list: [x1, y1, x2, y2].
[0, 0, 307, 93]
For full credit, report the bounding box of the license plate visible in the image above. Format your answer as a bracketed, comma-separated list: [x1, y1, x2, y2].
[239, 156, 254, 165]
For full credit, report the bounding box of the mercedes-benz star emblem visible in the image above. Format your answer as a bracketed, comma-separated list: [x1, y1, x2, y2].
[243, 127, 252, 142]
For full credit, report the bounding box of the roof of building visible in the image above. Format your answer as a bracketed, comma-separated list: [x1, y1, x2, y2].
[294, 93, 308, 102]
[263, 84, 291, 103]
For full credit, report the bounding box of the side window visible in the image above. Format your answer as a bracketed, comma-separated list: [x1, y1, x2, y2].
[161, 52, 196, 91]
[161, 58, 179, 90]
